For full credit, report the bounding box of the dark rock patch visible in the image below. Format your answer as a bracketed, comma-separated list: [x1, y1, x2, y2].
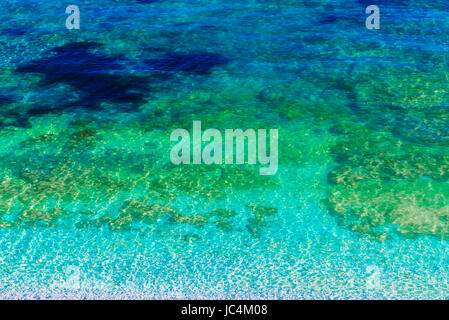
[0, 94, 14, 105]
[17, 42, 149, 111]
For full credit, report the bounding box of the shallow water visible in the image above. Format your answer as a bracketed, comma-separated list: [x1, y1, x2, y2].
[2, 0, 449, 299]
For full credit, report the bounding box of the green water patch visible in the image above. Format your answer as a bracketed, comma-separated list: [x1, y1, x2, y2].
[0, 175, 70, 227]
[313, 44, 449, 240]
[0, 111, 281, 234]
[148, 164, 278, 200]
[328, 178, 449, 239]
[0, 160, 279, 235]
[326, 121, 449, 240]
[18, 207, 68, 225]
[0, 153, 138, 228]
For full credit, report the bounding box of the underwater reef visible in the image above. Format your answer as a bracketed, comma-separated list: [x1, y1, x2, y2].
[323, 64, 449, 240]
[0, 36, 270, 239]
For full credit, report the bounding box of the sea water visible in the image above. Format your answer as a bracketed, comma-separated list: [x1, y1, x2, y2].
[1, 0, 449, 299]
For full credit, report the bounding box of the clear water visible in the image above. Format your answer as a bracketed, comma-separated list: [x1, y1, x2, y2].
[2, 0, 449, 299]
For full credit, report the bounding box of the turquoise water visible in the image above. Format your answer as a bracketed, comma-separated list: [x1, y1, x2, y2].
[2, 0, 449, 299]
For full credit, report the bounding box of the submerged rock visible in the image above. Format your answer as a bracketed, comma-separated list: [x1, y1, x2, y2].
[215, 220, 233, 232]
[76, 201, 178, 231]
[0, 94, 14, 105]
[208, 209, 237, 219]
[18, 207, 67, 224]
[169, 213, 208, 226]
[246, 204, 277, 237]
[326, 121, 449, 239]
[17, 42, 149, 112]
